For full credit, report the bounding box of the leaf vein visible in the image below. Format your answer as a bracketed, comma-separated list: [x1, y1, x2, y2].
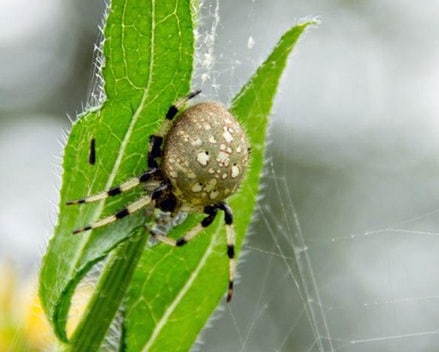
[142, 225, 221, 351]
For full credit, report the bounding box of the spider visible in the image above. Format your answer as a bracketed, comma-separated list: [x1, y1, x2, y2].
[67, 91, 250, 302]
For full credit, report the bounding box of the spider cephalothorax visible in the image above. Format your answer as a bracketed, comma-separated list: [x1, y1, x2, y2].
[67, 91, 250, 301]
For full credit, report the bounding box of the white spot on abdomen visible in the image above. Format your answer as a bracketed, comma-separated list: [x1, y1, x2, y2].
[204, 178, 217, 192]
[192, 138, 202, 146]
[231, 165, 240, 178]
[209, 190, 219, 199]
[192, 183, 203, 192]
[223, 127, 234, 143]
[196, 151, 210, 166]
[217, 151, 230, 166]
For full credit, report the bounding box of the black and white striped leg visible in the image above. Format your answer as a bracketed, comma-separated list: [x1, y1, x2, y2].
[217, 202, 235, 302]
[148, 135, 163, 168]
[147, 90, 202, 168]
[149, 205, 218, 246]
[149, 201, 236, 302]
[89, 137, 96, 165]
[71, 181, 172, 234]
[72, 196, 152, 234]
[165, 90, 202, 121]
[66, 168, 159, 205]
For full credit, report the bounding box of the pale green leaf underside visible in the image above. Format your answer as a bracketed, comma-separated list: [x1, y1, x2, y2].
[38, 0, 315, 349]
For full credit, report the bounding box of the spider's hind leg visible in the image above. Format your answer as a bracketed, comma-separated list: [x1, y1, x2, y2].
[149, 205, 218, 246]
[149, 201, 236, 302]
[217, 202, 236, 302]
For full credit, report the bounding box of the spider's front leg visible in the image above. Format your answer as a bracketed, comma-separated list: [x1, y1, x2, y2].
[147, 90, 201, 168]
[66, 168, 162, 234]
[149, 201, 236, 302]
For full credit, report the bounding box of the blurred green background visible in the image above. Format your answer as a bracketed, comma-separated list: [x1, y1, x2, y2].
[2, 0, 439, 351]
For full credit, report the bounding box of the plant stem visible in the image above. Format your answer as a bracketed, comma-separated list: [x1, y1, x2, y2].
[67, 228, 147, 352]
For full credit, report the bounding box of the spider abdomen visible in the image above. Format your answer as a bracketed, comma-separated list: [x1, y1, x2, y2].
[163, 102, 250, 208]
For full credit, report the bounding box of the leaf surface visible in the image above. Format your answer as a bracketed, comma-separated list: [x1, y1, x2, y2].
[39, 0, 194, 344]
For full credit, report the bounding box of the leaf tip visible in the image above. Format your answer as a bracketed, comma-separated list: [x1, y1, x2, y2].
[297, 16, 321, 28]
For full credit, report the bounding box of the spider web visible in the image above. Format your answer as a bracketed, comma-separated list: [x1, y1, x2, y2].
[193, 1, 439, 351]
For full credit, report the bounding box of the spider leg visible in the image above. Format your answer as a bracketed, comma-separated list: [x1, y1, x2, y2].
[165, 90, 202, 120]
[66, 168, 159, 205]
[217, 202, 235, 302]
[88, 137, 96, 165]
[147, 135, 163, 168]
[149, 205, 218, 246]
[72, 196, 152, 234]
[150, 201, 236, 302]
[148, 90, 201, 168]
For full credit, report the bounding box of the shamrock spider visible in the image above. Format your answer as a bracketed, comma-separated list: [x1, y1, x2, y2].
[67, 91, 250, 302]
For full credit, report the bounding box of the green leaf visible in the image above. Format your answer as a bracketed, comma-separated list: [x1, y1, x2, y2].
[39, 0, 194, 346]
[122, 22, 315, 352]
